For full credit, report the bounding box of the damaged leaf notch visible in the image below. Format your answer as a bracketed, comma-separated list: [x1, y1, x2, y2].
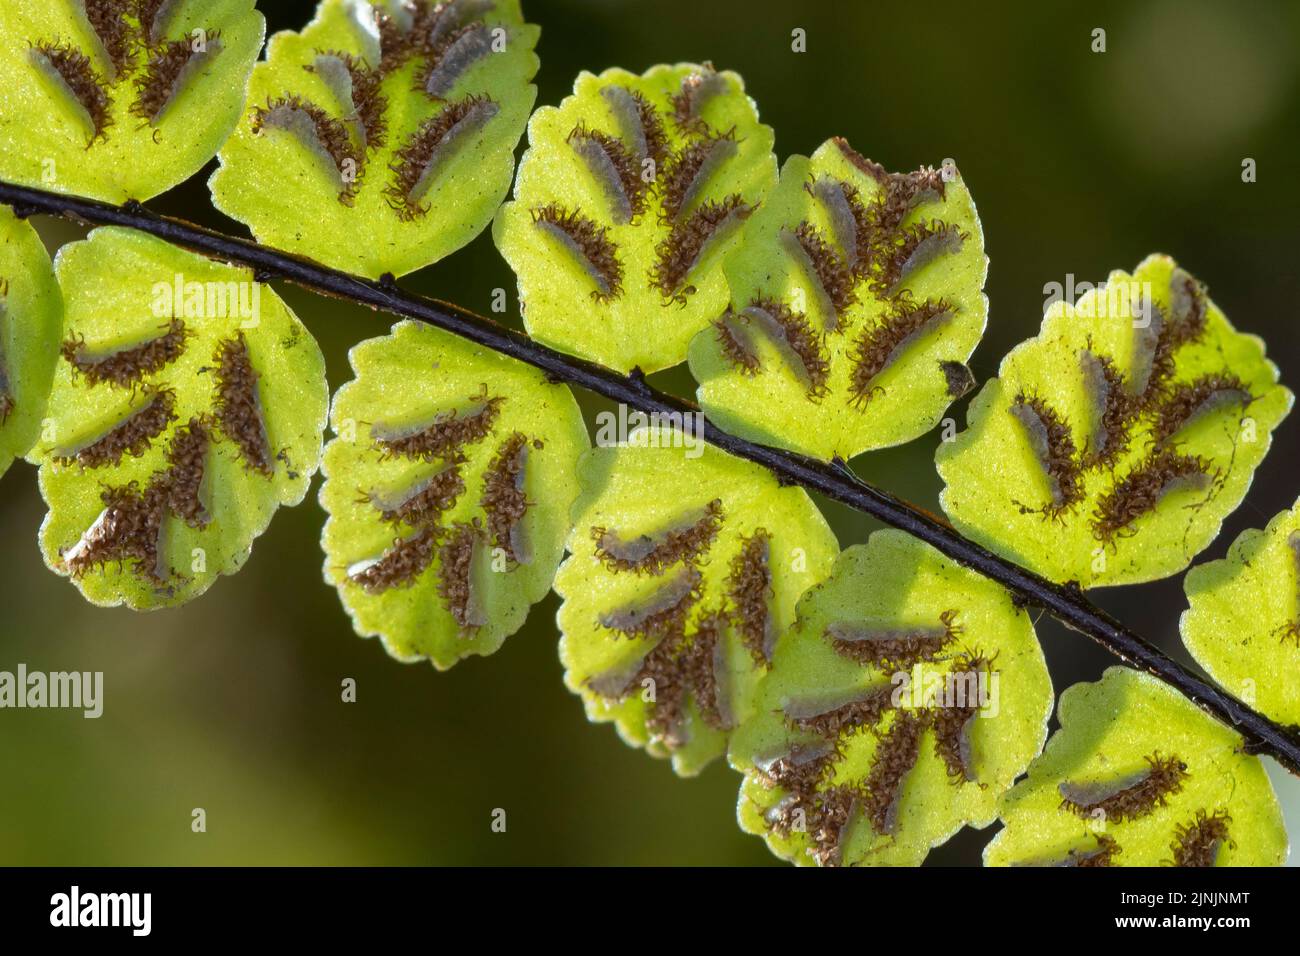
[757, 612, 997, 865]
[715, 138, 975, 408]
[1009, 267, 1250, 546]
[534, 64, 760, 309]
[29, 0, 225, 144]
[54, 320, 279, 588]
[585, 499, 777, 753]
[347, 385, 542, 635]
[0, 294, 13, 424]
[251, 0, 507, 210]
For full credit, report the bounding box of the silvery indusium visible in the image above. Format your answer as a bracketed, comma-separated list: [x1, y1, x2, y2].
[0, 0, 1294, 868]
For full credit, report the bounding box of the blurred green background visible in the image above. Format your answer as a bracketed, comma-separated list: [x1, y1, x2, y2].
[2, 0, 1299, 865]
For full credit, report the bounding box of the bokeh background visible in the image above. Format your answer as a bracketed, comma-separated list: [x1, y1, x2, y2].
[2, 0, 1299, 865]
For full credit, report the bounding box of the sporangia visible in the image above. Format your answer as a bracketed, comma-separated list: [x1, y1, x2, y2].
[371, 389, 505, 461]
[726, 529, 774, 664]
[1008, 392, 1083, 516]
[659, 128, 738, 222]
[437, 521, 489, 631]
[591, 499, 723, 575]
[784, 684, 895, 738]
[1058, 751, 1189, 823]
[1078, 349, 1133, 468]
[878, 220, 967, 295]
[304, 52, 389, 151]
[566, 122, 648, 224]
[350, 526, 439, 594]
[417, 22, 492, 98]
[62, 416, 212, 585]
[1169, 808, 1233, 867]
[213, 333, 272, 475]
[367, 462, 465, 527]
[31, 41, 114, 143]
[931, 650, 992, 783]
[651, 194, 753, 302]
[61, 317, 189, 389]
[54, 387, 177, 469]
[132, 35, 223, 125]
[1152, 373, 1252, 445]
[860, 709, 928, 836]
[670, 64, 726, 135]
[598, 566, 701, 641]
[480, 432, 537, 564]
[714, 300, 832, 397]
[600, 86, 670, 170]
[82, 0, 133, 77]
[825, 608, 962, 671]
[1092, 450, 1213, 544]
[848, 297, 954, 406]
[386, 96, 499, 220]
[252, 96, 363, 204]
[783, 220, 857, 320]
[1062, 834, 1120, 867]
[530, 203, 624, 302]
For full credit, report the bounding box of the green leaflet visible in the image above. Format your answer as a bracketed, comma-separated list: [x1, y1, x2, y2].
[1181, 500, 1300, 726]
[690, 138, 987, 461]
[29, 227, 328, 609]
[0, 206, 62, 478]
[986, 667, 1287, 867]
[493, 63, 778, 374]
[556, 426, 837, 775]
[0, 0, 264, 203]
[937, 255, 1291, 587]
[211, 0, 538, 278]
[730, 531, 1051, 865]
[320, 320, 588, 670]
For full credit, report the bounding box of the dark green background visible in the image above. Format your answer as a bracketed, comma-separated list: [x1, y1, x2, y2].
[2, 0, 1298, 865]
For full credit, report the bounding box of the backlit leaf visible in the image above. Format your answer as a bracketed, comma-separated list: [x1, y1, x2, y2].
[0, 206, 62, 478]
[985, 667, 1287, 867]
[319, 319, 589, 669]
[0, 0, 265, 202]
[556, 425, 838, 775]
[28, 226, 328, 609]
[690, 138, 987, 460]
[937, 255, 1291, 587]
[1181, 499, 1300, 726]
[211, 0, 539, 278]
[730, 531, 1051, 865]
[493, 63, 778, 374]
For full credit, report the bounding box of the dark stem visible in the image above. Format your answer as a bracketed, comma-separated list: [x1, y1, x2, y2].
[5, 178, 1299, 776]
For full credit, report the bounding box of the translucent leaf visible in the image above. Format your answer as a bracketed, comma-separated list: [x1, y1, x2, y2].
[28, 227, 328, 609]
[320, 320, 588, 669]
[493, 63, 778, 374]
[1181, 499, 1300, 726]
[211, 0, 538, 278]
[689, 139, 987, 460]
[0, 0, 264, 203]
[556, 426, 838, 775]
[985, 667, 1287, 867]
[730, 531, 1052, 865]
[0, 206, 62, 478]
[937, 255, 1291, 587]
